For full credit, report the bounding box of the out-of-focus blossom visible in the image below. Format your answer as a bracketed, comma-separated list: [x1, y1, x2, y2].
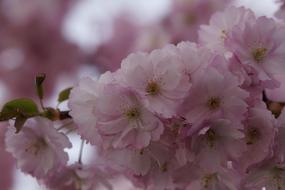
[91, 15, 139, 72]
[91, 0, 233, 72]
[0, 0, 82, 98]
[163, 0, 233, 43]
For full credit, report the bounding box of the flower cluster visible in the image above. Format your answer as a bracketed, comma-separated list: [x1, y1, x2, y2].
[4, 4, 285, 190]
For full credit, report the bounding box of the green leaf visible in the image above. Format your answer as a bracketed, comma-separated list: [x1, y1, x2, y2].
[14, 115, 27, 133]
[0, 98, 39, 121]
[58, 87, 72, 103]
[35, 73, 46, 99]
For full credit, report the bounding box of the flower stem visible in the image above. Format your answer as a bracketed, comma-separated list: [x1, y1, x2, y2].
[78, 140, 85, 164]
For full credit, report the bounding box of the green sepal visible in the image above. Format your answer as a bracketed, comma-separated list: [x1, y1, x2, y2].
[58, 87, 72, 103]
[14, 115, 28, 133]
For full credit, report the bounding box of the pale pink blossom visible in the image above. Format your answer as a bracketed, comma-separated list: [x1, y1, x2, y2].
[119, 45, 191, 118]
[44, 163, 112, 190]
[68, 77, 101, 145]
[162, 0, 232, 43]
[176, 41, 213, 80]
[237, 106, 276, 172]
[173, 164, 241, 190]
[191, 119, 245, 171]
[179, 56, 248, 133]
[226, 16, 285, 79]
[5, 117, 72, 178]
[199, 6, 255, 54]
[242, 159, 285, 190]
[96, 84, 164, 149]
[104, 148, 152, 176]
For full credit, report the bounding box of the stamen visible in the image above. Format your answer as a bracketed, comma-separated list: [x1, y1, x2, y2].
[202, 173, 216, 188]
[125, 107, 140, 120]
[252, 47, 267, 63]
[146, 81, 160, 96]
[207, 97, 221, 110]
[25, 138, 47, 156]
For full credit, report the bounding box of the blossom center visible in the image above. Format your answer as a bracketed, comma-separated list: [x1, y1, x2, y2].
[252, 47, 267, 63]
[25, 138, 47, 156]
[246, 127, 260, 145]
[202, 173, 217, 188]
[207, 97, 221, 110]
[125, 107, 140, 120]
[146, 81, 160, 96]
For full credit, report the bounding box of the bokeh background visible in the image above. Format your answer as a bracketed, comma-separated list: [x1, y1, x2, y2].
[0, 0, 280, 189]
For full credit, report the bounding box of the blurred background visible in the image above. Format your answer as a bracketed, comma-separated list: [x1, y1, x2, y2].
[0, 0, 281, 189]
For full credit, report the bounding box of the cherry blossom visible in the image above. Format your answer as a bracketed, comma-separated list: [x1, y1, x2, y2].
[119, 45, 191, 118]
[179, 56, 248, 133]
[237, 106, 276, 172]
[226, 16, 285, 79]
[199, 6, 255, 54]
[2, 3, 285, 189]
[44, 163, 112, 190]
[95, 84, 164, 149]
[5, 117, 72, 178]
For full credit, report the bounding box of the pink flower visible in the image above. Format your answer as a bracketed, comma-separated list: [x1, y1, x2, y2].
[199, 6, 255, 54]
[96, 84, 164, 149]
[173, 164, 241, 190]
[237, 106, 276, 172]
[118, 45, 191, 118]
[179, 56, 248, 134]
[226, 16, 285, 79]
[68, 77, 102, 145]
[162, 0, 232, 43]
[242, 159, 285, 190]
[191, 119, 245, 171]
[5, 117, 72, 178]
[44, 163, 112, 190]
[176, 41, 214, 80]
[104, 148, 152, 176]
